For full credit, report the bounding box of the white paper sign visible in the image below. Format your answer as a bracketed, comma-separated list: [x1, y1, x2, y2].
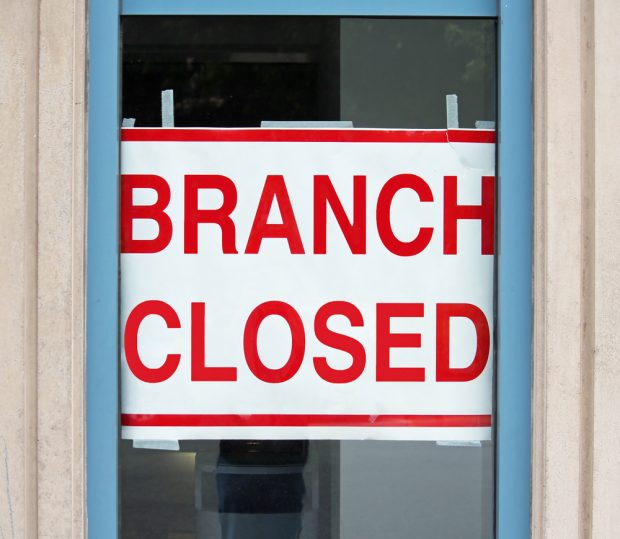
[120, 128, 495, 441]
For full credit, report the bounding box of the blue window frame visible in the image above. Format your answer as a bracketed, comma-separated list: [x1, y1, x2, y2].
[87, 1, 532, 537]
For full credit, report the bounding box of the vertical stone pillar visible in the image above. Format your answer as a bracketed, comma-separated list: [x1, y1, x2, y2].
[532, 0, 587, 533]
[0, 0, 86, 536]
[591, 0, 620, 536]
[533, 0, 620, 537]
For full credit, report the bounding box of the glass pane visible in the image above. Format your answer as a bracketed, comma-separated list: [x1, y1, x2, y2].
[121, 16, 496, 539]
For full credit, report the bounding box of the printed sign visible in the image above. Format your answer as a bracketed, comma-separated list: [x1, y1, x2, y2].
[120, 128, 495, 441]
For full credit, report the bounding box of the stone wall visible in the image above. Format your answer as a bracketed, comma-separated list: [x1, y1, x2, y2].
[532, 0, 620, 537]
[0, 0, 85, 536]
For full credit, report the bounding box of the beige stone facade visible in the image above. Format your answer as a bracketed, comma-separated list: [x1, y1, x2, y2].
[1, 0, 85, 536]
[0, 0, 619, 536]
[532, 0, 620, 537]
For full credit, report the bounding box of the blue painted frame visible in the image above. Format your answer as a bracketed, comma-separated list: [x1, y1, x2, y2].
[496, 2, 533, 538]
[87, 1, 532, 537]
[122, 0, 496, 17]
[87, 1, 120, 537]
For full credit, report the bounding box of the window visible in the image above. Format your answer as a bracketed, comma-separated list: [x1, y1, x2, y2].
[87, 3, 531, 538]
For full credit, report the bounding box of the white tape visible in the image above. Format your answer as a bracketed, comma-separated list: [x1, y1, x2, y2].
[435, 441, 482, 448]
[261, 121, 353, 128]
[161, 89, 174, 128]
[133, 439, 180, 451]
[446, 94, 459, 128]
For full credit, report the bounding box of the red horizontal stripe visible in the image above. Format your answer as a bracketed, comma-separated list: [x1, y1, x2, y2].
[121, 128, 495, 144]
[121, 413, 491, 428]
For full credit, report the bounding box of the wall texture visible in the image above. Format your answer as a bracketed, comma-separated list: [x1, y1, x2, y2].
[0, 0, 86, 537]
[532, 0, 620, 538]
[0, 0, 619, 537]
